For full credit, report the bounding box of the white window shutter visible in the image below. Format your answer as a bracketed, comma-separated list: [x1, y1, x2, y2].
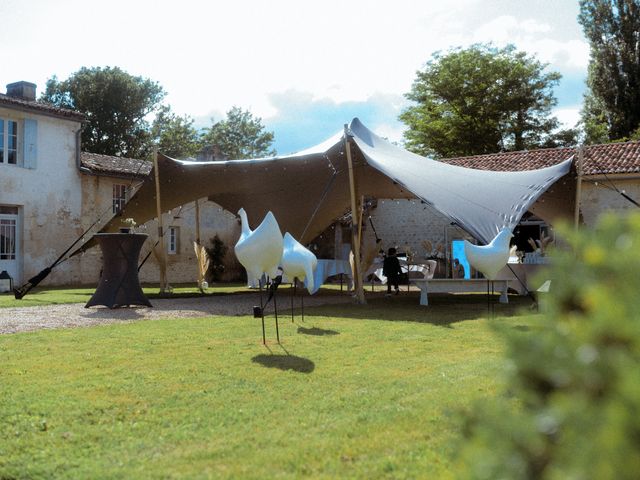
[23, 119, 37, 169]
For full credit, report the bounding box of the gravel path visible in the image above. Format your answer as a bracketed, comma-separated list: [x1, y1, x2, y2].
[0, 293, 353, 335]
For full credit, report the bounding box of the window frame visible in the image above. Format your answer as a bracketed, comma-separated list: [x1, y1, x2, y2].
[0, 117, 19, 165]
[0, 217, 17, 260]
[167, 226, 179, 255]
[112, 184, 127, 214]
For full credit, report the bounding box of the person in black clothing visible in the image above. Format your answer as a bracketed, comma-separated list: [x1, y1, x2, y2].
[383, 247, 402, 296]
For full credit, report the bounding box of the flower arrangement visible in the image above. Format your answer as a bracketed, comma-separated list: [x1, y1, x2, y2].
[527, 231, 553, 256]
[421, 240, 445, 260]
[404, 245, 415, 262]
[120, 218, 137, 233]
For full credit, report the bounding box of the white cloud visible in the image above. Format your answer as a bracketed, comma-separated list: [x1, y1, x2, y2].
[554, 106, 582, 129]
[0, 0, 588, 148]
[469, 15, 589, 70]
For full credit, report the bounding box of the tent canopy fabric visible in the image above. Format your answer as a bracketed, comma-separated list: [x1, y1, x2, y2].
[76, 118, 573, 256]
[350, 119, 573, 243]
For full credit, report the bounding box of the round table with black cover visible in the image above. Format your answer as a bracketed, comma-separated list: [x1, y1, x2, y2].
[85, 233, 152, 308]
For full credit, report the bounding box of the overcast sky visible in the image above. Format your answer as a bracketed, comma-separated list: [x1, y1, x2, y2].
[0, 0, 589, 155]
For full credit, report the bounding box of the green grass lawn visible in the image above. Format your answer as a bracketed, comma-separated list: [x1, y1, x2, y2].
[0, 293, 538, 479]
[0, 283, 352, 308]
[0, 284, 253, 308]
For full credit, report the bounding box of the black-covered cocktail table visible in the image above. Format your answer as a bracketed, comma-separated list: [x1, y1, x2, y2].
[85, 233, 152, 308]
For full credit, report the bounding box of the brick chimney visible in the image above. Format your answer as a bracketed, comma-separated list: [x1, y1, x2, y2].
[6, 81, 37, 101]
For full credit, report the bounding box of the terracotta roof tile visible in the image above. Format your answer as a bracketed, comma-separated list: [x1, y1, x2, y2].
[442, 141, 640, 175]
[581, 141, 640, 175]
[0, 94, 85, 122]
[81, 152, 151, 178]
[79, 140, 640, 178]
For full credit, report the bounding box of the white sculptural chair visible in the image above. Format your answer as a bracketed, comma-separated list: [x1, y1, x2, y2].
[234, 208, 284, 343]
[281, 232, 318, 322]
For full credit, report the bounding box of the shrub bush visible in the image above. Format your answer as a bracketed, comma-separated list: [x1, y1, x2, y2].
[457, 213, 640, 479]
[205, 234, 227, 282]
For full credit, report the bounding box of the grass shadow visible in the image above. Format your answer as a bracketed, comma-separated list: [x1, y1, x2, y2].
[302, 292, 536, 328]
[297, 326, 340, 336]
[251, 354, 315, 373]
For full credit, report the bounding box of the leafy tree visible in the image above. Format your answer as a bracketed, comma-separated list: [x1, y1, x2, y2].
[541, 127, 581, 148]
[457, 213, 640, 479]
[41, 66, 165, 158]
[151, 105, 202, 159]
[201, 106, 276, 159]
[400, 44, 573, 158]
[579, 0, 640, 142]
[580, 89, 611, 145]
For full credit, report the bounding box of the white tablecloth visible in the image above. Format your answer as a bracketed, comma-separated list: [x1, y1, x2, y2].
[310, 259, 352, 294]
[371, 259, 436, 284]
[245, 259, 355, 293]
[277, 259, 352, 294]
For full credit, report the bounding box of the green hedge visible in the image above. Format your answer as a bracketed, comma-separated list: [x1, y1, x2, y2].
[458, 213, 640, 479]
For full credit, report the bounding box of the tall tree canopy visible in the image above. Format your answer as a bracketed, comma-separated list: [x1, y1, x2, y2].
[579, 0, 640, 142]
[201, 107, 276, 159]
[41, 66, 165, 158]
[400, 44, 575, 159]
[151, 105, 201, 159]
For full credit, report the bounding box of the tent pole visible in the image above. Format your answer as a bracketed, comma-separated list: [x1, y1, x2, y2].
[153, 147, 169, 293]
[356, 194, 366, 288]
[357, 195, 365, 252]
[194, 198, 205, 292]
[574, 146, 584, 229]
[195, 199, 201, 246]
[344, 124, 366, 304]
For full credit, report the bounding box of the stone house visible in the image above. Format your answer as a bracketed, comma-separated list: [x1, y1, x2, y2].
[77, 152, 241, 286]
[0, 81, 85, 286]
[0, 81, 240, 288]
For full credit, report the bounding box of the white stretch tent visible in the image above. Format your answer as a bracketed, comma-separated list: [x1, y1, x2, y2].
[350, 119, 572, 243]
[74, 118, 573, 255]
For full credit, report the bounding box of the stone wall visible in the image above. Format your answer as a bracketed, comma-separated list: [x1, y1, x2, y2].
[368, 199, 472, 277]
[78, 172, 241, 286]
[0, 107, 82, 285]
[581, 177, 640, 226]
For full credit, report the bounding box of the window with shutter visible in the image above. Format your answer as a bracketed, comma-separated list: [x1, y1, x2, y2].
[0, 118, 19, 165]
